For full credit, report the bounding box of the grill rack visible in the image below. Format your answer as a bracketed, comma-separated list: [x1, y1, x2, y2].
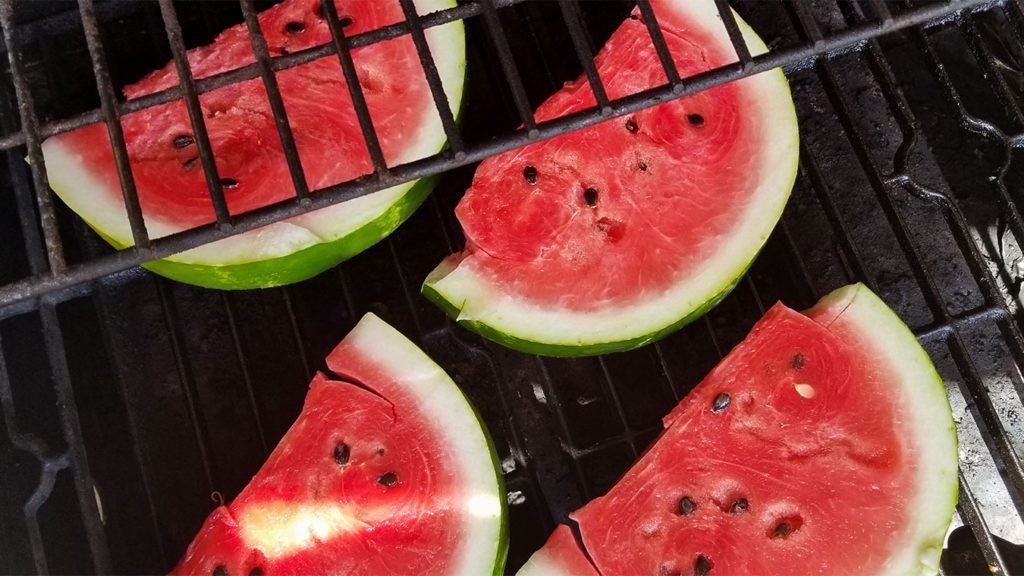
[0, 0, 1023, 574]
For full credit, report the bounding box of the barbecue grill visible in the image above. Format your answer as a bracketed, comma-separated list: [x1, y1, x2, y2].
[1, 0, 1022, 573]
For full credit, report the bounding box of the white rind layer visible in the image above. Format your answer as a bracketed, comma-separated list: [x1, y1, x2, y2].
[423, 0, 799, 350]
[809, 284, 958, 576]
[345, 313, 504, 575]
[41, 0, 465, 266]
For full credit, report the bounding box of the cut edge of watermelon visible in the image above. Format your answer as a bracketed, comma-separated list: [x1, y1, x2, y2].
[40, 0, 465, 290]
[421, 3, 799, 357]
[810, 283, 958, 574]
[343, 313, 509, 575]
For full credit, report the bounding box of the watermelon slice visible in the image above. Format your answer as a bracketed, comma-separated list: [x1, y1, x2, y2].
[42, 0, 465, 289]
[171, 313, 507, 574]
[422, 0, 799, 356]
[518, 284, 958, 574]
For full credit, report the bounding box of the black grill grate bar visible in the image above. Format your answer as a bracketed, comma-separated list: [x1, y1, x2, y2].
[634, 0, 682, 89]
[398, 0, 465, 158]
[156, 280, 219, 496]
[157, 0, 231, 225]
[713, 0, 752, 70]
[221, 292, 271, 457]
[77, 0, 151, 248]
[961, 15, 1024, 128]
[480, 0, 538, 135]
[788, 0, 825, 47]
[239, 0, 311, 201]
[0, 0, 1002, 311]
[557, 1, 612, 114]
[0, 1, 527, 154]
[956, 473, 1011, 574]
[0, 0, 65, 274]
[38, 301, 111, 573]
[321, 0, 388, 177]
[92, 286, 170, 567]
[867, 0, 894, 24]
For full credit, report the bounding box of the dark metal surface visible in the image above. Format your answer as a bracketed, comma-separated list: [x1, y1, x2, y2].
[0, 0, 1023, 574]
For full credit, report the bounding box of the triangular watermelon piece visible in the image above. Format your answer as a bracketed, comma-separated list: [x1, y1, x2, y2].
[518, 284, 957, 574]
[172, 314, 507, 575]
[42, 0, 465, 289]
[423, 0, 799, 356]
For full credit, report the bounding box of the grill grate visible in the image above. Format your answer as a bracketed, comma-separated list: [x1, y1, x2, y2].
[1, 0, 1023, 574]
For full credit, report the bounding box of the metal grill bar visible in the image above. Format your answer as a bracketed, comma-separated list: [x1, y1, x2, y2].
[0, 0, 1000, 312]
[634, 0, 683, 90]
[322, 0, 388, 176]
[0, 0, 65, 274]
[239, 0, 311, 201]
[397, 0, 465, 159]
[557, 1, 612, 114]
[0, 1, 527, 153]
[713, 0, 752, 70]
[157, 0, 232, 225]
[38, 300, 111, 573]
[77, 0, 150, 248]
[480, 0, 539, 135]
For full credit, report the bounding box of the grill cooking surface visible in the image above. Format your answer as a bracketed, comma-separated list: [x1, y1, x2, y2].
[2, 0, 1024, 573]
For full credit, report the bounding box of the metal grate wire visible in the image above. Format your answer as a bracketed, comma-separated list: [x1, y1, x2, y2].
[0, 0, 1023, 573]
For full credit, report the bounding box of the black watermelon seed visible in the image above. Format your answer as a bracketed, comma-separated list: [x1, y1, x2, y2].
[638, 160, 648, 171]
[377, 472, 398, 487]
[280, 46, 290, 56]
[774, 522, 793, 538]
[285, 21, 305, 34]
[625, 119, 638, 133]
[730, 498, 749, 514]
[711, 393, 731, 413]
[213, 566, 228, 576]
[248, 569, 263, 576]
[791, 353, 806, 370]
[584, 188, 598, 206]
[339, 17, 354, 27]
[183, 157, 199, 172]
[173, 134, 194, 148]
[678, 496, 696, 516]
[334, 443, 350, 466]
[687, 113, 705, 126]
[221, 178, 239, 189]
[523, 165, 538, 184]
[695, 555, 712, 576]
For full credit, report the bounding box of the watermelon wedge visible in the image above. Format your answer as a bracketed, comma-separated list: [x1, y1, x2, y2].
[42, 0, 465, 289]
[518, 284, 958, 574]
[171, 313, 507, 574]
[422, 0, 798, 356]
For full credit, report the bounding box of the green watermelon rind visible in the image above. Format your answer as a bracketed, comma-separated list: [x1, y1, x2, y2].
[344, 313, 508, 575]
[96, 174, 439, 289]
[42, 0, 465, 291]
[422, 258, 750, 358]
[808, 283, 958, 575]
[422, 2, 798, 357]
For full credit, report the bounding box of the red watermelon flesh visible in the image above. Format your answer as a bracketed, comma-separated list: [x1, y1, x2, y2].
[453, 5, 757, 311]
[518, 284, 957, 575]
[516, 525, 600, 576]
[53, 0, 428, 228]
[172, 314, 505, 575]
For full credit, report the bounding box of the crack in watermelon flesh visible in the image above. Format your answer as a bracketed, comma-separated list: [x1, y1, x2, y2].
[453, 7, 761, 312]
[517, 284, 957, 575]
[171, 314, 505, 575]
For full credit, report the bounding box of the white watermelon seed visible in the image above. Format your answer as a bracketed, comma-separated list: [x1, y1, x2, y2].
[795, 384, 816, 399]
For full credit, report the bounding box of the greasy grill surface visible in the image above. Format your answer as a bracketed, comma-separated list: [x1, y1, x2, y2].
[1, 0, 1023, 573]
